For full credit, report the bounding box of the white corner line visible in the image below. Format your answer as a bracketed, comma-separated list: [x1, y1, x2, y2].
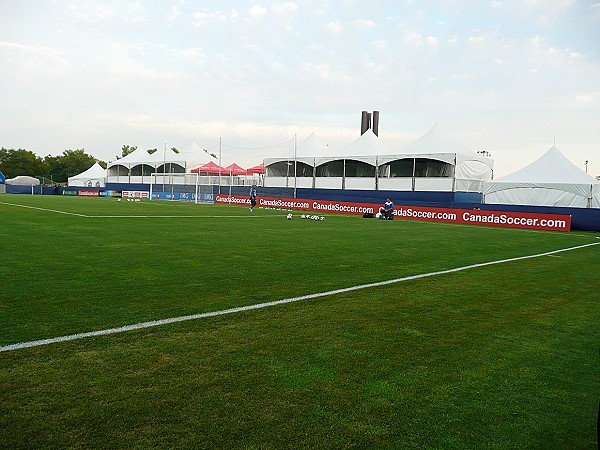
[2, 241, 598, 353]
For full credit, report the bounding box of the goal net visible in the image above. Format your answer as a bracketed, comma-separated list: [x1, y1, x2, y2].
[149, 173, 216, 203]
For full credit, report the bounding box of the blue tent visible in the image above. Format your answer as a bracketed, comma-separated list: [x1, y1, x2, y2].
[0, 171, 5, 184]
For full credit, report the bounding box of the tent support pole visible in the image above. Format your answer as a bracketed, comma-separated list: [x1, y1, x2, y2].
[411, 158, 416, 191]
[452, 155, 457, 192]
[375, 157, 379, 191]
[294, 134, 297, 198]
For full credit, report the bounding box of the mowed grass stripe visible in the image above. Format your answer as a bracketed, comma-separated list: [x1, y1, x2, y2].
[2, 241, 597, 352]
[0, 199, 282, 218]
[1, 194, 597, 347]
[1, 194, 599, 449]
[1, 242, 598, 449]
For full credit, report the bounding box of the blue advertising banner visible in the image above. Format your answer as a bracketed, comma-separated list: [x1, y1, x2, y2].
[151, 192, 214, 202]
[99, 190, 122, 198]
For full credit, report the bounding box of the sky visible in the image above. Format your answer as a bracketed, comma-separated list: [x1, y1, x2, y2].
[1, 0, 599, 178]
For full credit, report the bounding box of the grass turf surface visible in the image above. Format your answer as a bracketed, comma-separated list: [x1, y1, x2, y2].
[0, 194, 599, 449]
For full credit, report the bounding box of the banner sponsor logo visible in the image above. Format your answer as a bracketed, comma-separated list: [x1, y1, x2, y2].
[122, 190, 149, 199]
[78, 189, 99, 197]
[99, 190, 122, 198]
[214, 194, 571, 232]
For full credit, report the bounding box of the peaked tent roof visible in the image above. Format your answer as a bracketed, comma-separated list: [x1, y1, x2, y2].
[483, 145, 599, 200]
[492, 145, 596, 184]
[318, 130, 393, 165]
[401, 123, 473, 155]
[332, 130, 393, 157]
[69, 162, 106, 179]
[392, 123, 493, 168]
[191, 161, 223, 174]
[138, 147, 187, 167]
[108, 147, 149, 167]
[297, 132, 330, 157]
[246, 163, 265, 174]
[223, 163, 247, 175]
[264, 132, 331, 166]
[68, 162, 106, 186]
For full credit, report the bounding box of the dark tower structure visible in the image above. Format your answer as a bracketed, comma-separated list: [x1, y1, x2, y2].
[372, 111, 379, 136]
[361, 111, 371, 135]
[361, 110, 379, 136]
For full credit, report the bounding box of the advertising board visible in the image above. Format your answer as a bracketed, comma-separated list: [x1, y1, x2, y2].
[215, 194, 571, 232]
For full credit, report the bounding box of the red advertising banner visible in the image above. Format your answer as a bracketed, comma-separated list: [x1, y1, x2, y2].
[122, 190, 149, 199]
[214, 194, 571, 232]
[78, 189, 100, 197]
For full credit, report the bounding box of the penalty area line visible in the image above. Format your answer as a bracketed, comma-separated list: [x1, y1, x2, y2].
[1, 241, 598, 353]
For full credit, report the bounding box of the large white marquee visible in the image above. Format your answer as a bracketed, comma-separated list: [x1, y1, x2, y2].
[264, 124, 494, 193]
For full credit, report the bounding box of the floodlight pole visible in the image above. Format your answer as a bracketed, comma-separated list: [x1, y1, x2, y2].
[218, 137, 222, 195]
[163, 140, 166, 193]
[294, 133, 297, 198]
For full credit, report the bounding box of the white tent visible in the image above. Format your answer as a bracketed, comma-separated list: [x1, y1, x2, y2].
[68, 162, 106, 187]
[264, 125, 494, 192]
[483, 145, 600, 208]
[5, 176, 40, 186]
[106, 147, 187, 179]
[393, 123, 493, 190]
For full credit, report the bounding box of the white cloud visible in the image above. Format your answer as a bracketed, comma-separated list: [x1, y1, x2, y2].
[352, 19, 376, 29]
[271, 2, 299, 16]
[166, 6, 180, 23]
[426, 36, 439, 48]
[248, 5, 268, 19]
[0, 41, 70, 73]
[371, 40, 388, 52]
[1, 0, 598, 174]
[590, 3, 600, 20]
[324, 21, 343, 35]
[192, 9, 225, 28]
[404, 30, 424, 46]
[571, 91, 600, 105]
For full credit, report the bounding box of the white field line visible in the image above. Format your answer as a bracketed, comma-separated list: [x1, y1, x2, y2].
[0, 202, 88, 217]
[1, 241, 598, 353]
[0, 201, 279, 219]
[90, 215, 281, 218]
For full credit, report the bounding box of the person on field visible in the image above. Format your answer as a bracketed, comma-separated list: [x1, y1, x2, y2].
[383, 198, 394, 220]
[249, 184, 257, 212]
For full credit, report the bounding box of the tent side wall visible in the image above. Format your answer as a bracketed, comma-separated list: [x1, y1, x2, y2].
[265, 155, 489, 193]
[484, 185, 594, 208]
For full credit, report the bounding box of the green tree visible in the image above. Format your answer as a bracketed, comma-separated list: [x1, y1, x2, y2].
[120, 145, 137, 159]
[44, 149, 99, 183]
[0, 148, 46, 179]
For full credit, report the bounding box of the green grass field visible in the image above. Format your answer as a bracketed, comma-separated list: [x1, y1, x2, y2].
[1, 194, 599, 449]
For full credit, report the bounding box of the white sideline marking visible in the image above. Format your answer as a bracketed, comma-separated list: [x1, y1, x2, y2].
[0, 202, 87, 217]
[1, 241, 598, 353]
[0, 202, 279, 219]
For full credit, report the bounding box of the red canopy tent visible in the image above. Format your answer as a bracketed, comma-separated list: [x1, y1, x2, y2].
[223, 163, 247, 175]
[191, 161, 223, 174]
[246, 163, 265, 174]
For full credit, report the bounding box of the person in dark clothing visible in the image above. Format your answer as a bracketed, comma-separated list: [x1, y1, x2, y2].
[249, 184, 257, 212]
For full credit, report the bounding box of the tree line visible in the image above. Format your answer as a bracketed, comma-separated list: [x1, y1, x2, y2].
[0, 145, 179, 184]
[0, 148, 102, 184]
